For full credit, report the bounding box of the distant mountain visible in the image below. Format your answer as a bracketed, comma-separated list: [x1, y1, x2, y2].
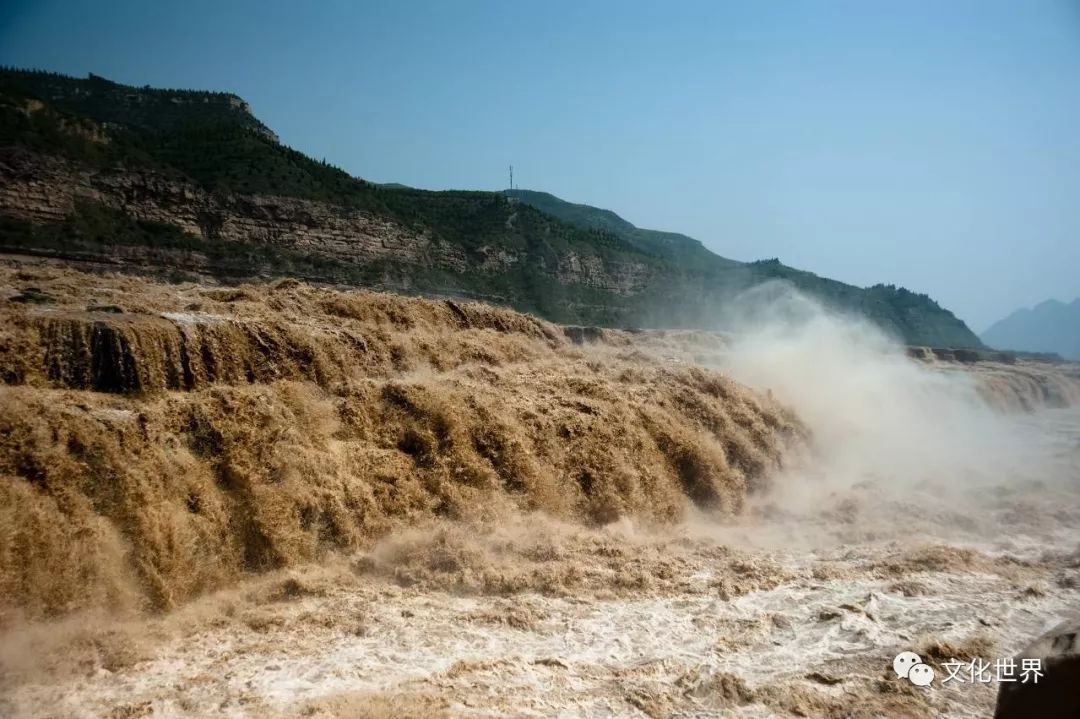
[982, 299, 1080, 360]
[0, 67, 982, 346]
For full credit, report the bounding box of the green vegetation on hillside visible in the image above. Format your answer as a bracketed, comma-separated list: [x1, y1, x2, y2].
[0, 69, 648, 260]
[506, 189, 737, 268]
[0, 68, 983, 346]
[507, 192, 978, 347]
[0, 67, 271, 135]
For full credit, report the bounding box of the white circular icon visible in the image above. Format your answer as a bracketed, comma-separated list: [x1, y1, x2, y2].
[908, 662, 935, 687]
[893, 651, 922, 678]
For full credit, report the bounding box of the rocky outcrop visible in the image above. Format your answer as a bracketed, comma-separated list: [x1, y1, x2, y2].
[994, 618, 1080, 719]
[0, 147, 426, 263]
[0, 147, 652, 297]
[556, 250, 651, 295]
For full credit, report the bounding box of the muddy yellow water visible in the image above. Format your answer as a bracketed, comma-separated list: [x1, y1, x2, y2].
[1, 263, 1078, 718]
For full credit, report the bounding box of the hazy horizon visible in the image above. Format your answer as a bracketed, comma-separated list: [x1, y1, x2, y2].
[2, 0, 1078, 330]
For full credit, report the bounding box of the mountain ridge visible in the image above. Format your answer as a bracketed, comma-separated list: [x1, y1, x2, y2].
[0, 67, 982, 347]
[504, 189, 736, 269]
[982, 298, 1080, 360]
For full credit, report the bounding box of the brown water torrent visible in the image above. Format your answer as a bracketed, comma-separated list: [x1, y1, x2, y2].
[2, 263, 1079, 718]
[0, 265, 803, 618]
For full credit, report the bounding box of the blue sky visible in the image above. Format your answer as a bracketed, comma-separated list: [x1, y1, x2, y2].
[2, 0, 1078, 330]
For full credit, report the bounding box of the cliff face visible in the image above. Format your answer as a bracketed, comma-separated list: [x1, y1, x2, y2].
[0, 147, 653, 301]
[0, 147, 440, 266]
[0, 68, 983, 344]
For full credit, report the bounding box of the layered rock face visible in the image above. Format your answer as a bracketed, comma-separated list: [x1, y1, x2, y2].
[0, 147, 652, 297]
[0, 148, 449, 269]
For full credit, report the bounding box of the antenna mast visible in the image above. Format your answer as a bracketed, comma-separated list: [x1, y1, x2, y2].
[509, 165, 513, 191]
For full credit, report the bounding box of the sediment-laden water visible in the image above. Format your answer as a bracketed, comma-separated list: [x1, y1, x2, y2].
[1, 263, 1077, 718]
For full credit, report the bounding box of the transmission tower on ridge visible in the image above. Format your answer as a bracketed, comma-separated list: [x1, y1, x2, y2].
[509, 165, 514, 191]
